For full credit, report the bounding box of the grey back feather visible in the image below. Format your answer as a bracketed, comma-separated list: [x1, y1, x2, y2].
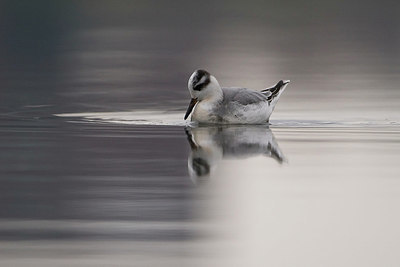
[221, 88, 268, 106]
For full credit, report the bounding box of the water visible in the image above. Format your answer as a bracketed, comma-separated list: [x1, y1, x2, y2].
[1, 1, 400, 266]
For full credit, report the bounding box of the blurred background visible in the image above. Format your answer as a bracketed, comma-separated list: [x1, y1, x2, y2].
[0, 1, 399, 266]
[0, 0, 399, 118]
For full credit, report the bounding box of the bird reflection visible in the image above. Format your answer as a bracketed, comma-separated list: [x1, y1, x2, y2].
[185, 125, 286, 184]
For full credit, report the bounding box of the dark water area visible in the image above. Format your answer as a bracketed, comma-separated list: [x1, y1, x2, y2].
[0, 1, 400, 266]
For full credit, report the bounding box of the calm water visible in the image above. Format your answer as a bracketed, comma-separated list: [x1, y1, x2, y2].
[1, 1, 400, 266]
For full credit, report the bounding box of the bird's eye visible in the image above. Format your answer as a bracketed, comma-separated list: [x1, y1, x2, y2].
[193, 74, 209, 91]
[193, 81, 206, 91]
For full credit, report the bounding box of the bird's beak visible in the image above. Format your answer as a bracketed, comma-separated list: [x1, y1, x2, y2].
[283, 80, 290, 85]
[184, 98, 198, 120]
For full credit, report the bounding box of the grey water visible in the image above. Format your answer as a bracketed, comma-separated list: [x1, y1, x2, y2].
[1, 1, 400, 266]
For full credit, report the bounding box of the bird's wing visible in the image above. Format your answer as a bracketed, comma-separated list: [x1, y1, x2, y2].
[222, 88, 268, 106]
[261, 80, 288, 103]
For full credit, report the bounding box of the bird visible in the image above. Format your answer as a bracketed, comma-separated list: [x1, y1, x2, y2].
[184, 69, 290, 124]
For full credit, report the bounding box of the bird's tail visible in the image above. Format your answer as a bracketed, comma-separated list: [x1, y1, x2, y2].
[261, 80, 290, 105]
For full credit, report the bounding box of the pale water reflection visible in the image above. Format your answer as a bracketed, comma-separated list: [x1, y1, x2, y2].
[190, 126, 400, 267]
[185, 125, 285, 184]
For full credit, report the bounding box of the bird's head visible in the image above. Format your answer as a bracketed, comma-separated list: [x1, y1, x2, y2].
[185, 69, 222, 120]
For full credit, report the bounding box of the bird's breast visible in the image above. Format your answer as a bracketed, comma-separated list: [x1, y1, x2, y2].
[191, 100, 221, 123]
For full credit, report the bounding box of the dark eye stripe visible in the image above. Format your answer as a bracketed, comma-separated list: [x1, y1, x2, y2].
[193, 76, 210, 91]
[193, 71, 211, 91]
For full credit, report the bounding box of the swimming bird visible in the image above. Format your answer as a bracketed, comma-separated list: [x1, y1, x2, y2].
[184, 69, 290, 124]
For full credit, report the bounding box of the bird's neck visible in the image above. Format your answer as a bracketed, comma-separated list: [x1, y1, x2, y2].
[203, 77, 223, 103]
[204, 88, 223, 103]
